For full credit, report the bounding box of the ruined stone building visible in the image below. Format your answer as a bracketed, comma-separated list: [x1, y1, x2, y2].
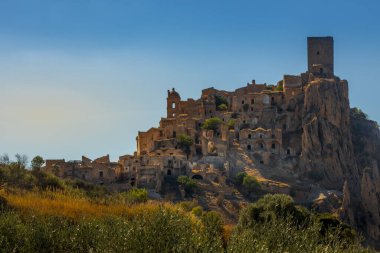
[45, 37, 344, 192]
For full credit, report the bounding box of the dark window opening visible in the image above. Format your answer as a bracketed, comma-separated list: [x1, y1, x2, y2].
[260, 160, 264, 164]
[173, 131, 176, 138]
[282, 124, 286, 130]
[271, 143, 276, 149]
[317, 51, 320, 55]
[287, 149, 291, 155]
[247, 145, 251, 151]
[260, 134, 262, 139]
[167, 169, 172, 176]
[242, 100, 245, 104]
[260, 143, 264, 149]
[99, 171, 103, 178]
[248, 134, 252, 139]
[192, 174, 203, 180]
[319, 68, 323, 74]
[251, 99, 254, 104]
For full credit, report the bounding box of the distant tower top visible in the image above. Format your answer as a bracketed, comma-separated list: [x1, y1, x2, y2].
[307, 36, 334, 76]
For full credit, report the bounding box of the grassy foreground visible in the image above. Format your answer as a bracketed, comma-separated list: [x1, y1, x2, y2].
[0, 188, 374, 253]
[0, 163, 376, 252]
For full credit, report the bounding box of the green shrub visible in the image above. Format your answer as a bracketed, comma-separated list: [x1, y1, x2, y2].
[233, 172, 247, 186]
[351, 107, 368, 120]
[177, 134, 193, 155]
[227, 119, 236, 129]
[238, 194, 310, 228]
[275, 83, 283, 91]
[35, 171, 66, 190]
[191, 206, 203, 217]
[177, 176, 197, 196]
[125, 188, 148, 203]
[217, 103, 228, 111]
[242, 175, 260, 191]
[215, 95, 228, 109]
[202, 117, 222, 131]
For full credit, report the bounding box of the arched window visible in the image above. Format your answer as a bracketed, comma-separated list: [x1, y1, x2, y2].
[172, 102, 176, 109]
[260, 143, 264, 149]
[248, 134, 252, 139]
[287, 149, 291, 155]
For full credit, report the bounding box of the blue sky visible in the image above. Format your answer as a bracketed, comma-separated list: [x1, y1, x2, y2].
[0, 0, 379, 162]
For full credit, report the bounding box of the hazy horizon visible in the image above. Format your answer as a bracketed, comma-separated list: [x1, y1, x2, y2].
[1, 0, 379, 162]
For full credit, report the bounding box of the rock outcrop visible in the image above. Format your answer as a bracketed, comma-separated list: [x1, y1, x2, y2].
[301, 78, 357, 189]
[344, 110, 380, 244]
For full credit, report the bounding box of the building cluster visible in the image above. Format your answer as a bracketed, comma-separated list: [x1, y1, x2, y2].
[45, 37, 340, 192]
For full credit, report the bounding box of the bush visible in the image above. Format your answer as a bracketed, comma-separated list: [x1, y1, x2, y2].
[351, 107, 368, 120]
[238, 194, 310, 228]
[275, 82, 283, 91]
[233, 172, 247, 186]
[230, 194, 368, 253]
[202, 117, 222, 131]
[125, 188, 148, 203]
[242, 175, 260, 191]
[177, 176, 197, 196]
[227, 119, 236, 129]
[191, 206, 203, 217]
[215, 95, 228, 109]
[35, 171, 66, 190]
[217, 103, 228, 111]
[177, 134, 193, 155]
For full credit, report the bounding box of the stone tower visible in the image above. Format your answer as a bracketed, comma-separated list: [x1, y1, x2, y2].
[307, 36, 334, 76]
[167, 88, 181, 118]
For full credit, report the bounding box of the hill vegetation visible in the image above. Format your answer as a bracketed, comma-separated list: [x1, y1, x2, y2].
[0, 158, 375, 252]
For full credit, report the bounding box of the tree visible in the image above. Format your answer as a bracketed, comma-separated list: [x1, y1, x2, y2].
[202, 117, 222, 132]
[0, 154, 10, 165]
[15, 154, 28, 169]
[215, 95, 228, 111]
[177, 134, 193, 156]
[31, 156, 45, 171]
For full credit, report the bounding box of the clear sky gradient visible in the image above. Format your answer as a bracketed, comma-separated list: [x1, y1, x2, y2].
[0, 0, 379, 162]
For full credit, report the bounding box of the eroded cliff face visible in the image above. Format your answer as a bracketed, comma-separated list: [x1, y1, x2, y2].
[301, 79, 357, 189]
[347, 112, 380, 243]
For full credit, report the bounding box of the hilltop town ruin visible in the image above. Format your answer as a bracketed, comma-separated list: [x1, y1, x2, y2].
[45, 37, 342, 193]
[43, 37, 380, 242]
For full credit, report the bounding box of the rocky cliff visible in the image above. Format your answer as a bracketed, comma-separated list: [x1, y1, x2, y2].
[297, 78, 380, 244]
[301, 78, 357, 189]
[345, 108, 380, 244]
